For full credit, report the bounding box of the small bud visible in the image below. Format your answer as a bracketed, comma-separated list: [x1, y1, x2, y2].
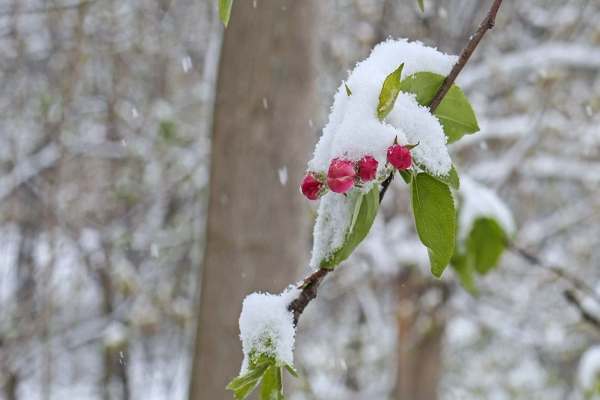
[327, 158, 356, 193]
[357, 155, 378, 182]
[387, 144, 412, 170]
[300, 173, 324, 200]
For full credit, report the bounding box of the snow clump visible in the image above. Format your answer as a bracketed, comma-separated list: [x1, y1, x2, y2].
[239, 286, 300, 373]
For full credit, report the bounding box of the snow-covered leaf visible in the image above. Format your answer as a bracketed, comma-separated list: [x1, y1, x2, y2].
[435, 164, 460, 189]
[399, 72, 479, 142]
[376, 63, 404, 120]
[320, 186, 380, 268]
[419, 163, 460, 189]
[239, 290, 297, 373]
[411, 173, 456, 277]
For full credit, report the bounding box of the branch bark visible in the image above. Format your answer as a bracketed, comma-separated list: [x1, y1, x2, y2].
[288, 0, 504, 325]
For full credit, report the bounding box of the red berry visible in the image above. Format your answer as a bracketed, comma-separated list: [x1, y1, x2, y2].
[387, 144, 412, 170]
[327, 158, 356, 193]
[300, 173, 324, 200]
[357, 155, 378, 182]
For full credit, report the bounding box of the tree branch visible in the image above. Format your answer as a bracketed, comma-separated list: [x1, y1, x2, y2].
[428, 0, 503, 111]
[510, 242, 600, 331]
[288, 268, 331, 325]
[563, 289, 600, 331]
[288, 0, 504, 325]
[508, 242, 600, 305]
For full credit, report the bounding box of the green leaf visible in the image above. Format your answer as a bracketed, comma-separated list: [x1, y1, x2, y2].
[320, 186, 380, 268]
[260, 366, 284, 400]
[411, 173, 456, 277]
[417, 0, 425, 12]
[159, 120, 178, 143]
[377, 64, 404, 120]
[398, 72, 479, 142]
[345, 83, 352, 96]
[399, 169, 413, 184]
[466, 217, 507, 275]
[451, 252, 478, 294]
[285, 364, 299, 378]
[219, 0, 234, 26]
[415, 163, 460, 190]
[431, 164, 460, 190]
[226, 362, 270, 400]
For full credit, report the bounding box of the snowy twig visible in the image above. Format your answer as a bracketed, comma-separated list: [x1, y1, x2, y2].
[288, 0, 504, 326]
[427, 0, 503, 111]
[508, 242, 600, 305]
[563, 289, 600, 331]
[378, 0, 503, 203]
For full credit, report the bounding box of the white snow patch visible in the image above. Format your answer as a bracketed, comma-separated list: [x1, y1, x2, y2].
[458, 176, 515, 241]
[386, 92, 452, 175]
[307, 39, 457, 267]
[308, 38, 456, 174]
[508, 357, 546, 389]
[578, 346, 600, 391]
[239, 287, 300, 373]
[446, 317, 480, 347]
[309, 191, 356, 268]
[278, 166, 288, 186]
[103, 321, 128, 347]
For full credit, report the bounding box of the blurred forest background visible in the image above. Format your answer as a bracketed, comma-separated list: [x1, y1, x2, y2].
[1, 0, 600, 399]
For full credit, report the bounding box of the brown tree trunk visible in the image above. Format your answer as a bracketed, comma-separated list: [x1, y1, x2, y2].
[188, 1, 318, 399]
[395, 270, 450, 400]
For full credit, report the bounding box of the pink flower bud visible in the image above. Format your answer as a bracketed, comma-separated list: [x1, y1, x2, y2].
[301, 173, 324, 200]
[327, 158, 356, 193]
[387, 144, 412, 170]
[357, 155, 378, 182]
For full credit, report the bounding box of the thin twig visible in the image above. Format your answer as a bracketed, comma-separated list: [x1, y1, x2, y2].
[379, 0, 504, 202]
[512, 239, 600, 332]
[508, 242, 600, 305]
[378, 171, 395, 203]
[564, 289, 600, 331]
[428, 0, 503, 111]
[288, 0, 504, 325]
[288, 268, 331, 325]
